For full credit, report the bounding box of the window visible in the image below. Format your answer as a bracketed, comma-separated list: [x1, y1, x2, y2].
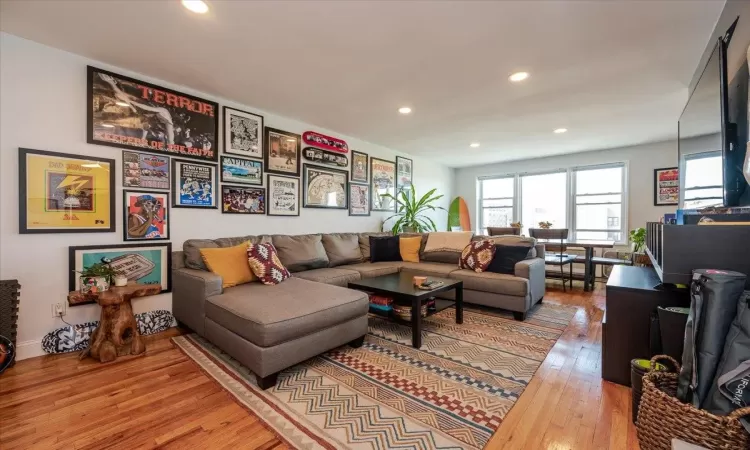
[573, 165, 625, 242]
[478, 177, 514, 233]
[520, 171, 567, 236]
[683, 152, 723, 209]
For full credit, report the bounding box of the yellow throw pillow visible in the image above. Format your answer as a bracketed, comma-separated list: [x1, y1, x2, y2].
[199, 242, 257, 288]
[399, 236, 422, 263]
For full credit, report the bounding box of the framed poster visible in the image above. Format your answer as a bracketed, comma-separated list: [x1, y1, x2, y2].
[654, 167, 679, 206]
[87, 66, 218, 162]
[171, 159, 218, 209]
[223, 106, 263, 159]
[267, 174, 300, 216]
[220, 156, 263, 185]
[123, 190, 169, 241]
[370, 157, 396, 211]
[349, 183, 370, 216]
[396, 156, 413, 191]
[123, 151, 170, 190]
[303, 164, 348, 209]
[222, 185, 265, 214]
[264, 127, 301, 176]
[351, 150, 369, 183]
[19, 148, 115, 234]
[69, 243, 172, 293]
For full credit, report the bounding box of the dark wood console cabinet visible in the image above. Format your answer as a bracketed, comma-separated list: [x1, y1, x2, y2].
[602, 265, 689, 386]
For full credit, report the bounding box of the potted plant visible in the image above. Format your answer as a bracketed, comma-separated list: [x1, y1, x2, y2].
[629, 227, 650, 266]
[381, 185, 446, 234]
[538, 221, 553, 229]
[510, 222, 522, 229]
[74, 260, 121, 294]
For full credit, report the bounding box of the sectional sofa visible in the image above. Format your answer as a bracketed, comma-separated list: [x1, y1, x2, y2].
[172, 232, 545, 388]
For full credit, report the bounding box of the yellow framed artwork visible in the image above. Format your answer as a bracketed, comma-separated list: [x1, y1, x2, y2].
[19, 148, 115, 233]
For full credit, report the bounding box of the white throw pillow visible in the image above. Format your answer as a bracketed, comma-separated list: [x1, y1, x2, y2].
[423, 231, 473, 253]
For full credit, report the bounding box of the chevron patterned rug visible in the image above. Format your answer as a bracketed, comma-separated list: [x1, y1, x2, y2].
[173, 303, 576, 449]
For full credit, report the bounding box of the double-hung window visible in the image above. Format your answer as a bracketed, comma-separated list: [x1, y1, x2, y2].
[478, 177, 514, 233]
[682, 151, 723, 209]
[520, 171, 567, 236]
[572, 164, 626, 242]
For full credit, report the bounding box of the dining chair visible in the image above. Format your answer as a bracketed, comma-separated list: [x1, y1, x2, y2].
[528, 228, 577, 292]
[487, 227, 521, 236]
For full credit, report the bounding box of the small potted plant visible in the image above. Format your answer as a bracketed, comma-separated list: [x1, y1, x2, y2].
[629, 227, 650, 266]
[538, 221, 553, 229]
[510, 222, 522, 229]
[74, 259, 122, 294]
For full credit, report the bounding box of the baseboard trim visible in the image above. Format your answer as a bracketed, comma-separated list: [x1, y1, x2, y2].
[15, 339, 45, 361]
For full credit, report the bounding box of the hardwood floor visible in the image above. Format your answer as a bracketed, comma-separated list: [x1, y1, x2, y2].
[0, 282, 637, 449]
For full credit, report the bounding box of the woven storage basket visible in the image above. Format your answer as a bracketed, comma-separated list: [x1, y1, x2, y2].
[636, 355, 750, 450]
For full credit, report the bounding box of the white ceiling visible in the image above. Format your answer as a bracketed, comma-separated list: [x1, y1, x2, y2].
[0, 0, 723, 167]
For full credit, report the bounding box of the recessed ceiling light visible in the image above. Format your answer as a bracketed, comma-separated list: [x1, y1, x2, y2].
[470, 142, 480, 148]
[182, 0, 209, 14]
[115, 101, 129, 107]
[398, 107, 412, 115]
[553, 128, 568, 134]
[508, 72, 530, 82]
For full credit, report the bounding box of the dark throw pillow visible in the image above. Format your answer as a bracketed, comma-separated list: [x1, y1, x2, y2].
[486, 245, 530, 275]
[369, 235, 402, 263]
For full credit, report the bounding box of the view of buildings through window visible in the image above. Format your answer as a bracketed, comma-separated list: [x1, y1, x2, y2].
[683, 152, 723, 209]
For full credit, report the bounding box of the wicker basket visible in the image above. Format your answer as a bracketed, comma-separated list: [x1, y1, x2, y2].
[636, 355, 750, 450]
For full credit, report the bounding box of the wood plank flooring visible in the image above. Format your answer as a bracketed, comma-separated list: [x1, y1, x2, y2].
[0, 282, 637, 449]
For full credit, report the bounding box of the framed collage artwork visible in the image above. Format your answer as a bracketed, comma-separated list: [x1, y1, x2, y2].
[303, 164, 348, 209]
[171, 159, 218, 209]
[122, 151, 170, 190]
[396, 156, 413, 191]
[654, 167, 679, 206]
[223, 106, 263, 159]
[351, 150, 368, 183]
[222, 185, 266, 215]
[370, 157, 396, 212]
[348, 183, 370, 216]
[267, 174, 300, 216]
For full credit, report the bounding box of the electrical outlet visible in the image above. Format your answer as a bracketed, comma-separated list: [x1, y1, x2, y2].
[52, 302, 66, 318]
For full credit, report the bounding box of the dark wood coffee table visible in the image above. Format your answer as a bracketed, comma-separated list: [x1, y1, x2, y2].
[348, 272, 463, 348]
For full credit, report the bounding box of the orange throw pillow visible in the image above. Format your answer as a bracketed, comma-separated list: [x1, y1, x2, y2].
[199, 242, 257, 288]
[399, 236, 422, 263]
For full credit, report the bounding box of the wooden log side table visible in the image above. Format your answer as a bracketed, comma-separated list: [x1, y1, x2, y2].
[78, 283, 161, 363]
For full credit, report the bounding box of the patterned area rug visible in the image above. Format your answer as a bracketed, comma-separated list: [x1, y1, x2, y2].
[173, 303, 576, 449]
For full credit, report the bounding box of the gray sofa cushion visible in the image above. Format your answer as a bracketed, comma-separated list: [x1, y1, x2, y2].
[358, 232, 391, 260]
[214, 235, 272, 248]
[344, 261, 403, 278]
[293, 267, 361, 287]
[183, 239, 219, 270]
[272, 234, 329, 273]
[322, 233, 364, 267]
[421, 251, 462, 264]
[400, 262, 460, 278]
[449, 269, 529, 297]
[205, 277, 368, 347]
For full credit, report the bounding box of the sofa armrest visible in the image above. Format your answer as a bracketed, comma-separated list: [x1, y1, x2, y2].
[515, 258, 546, 304]
[534, 243, 545, 258]
[172, 268, 223, 336]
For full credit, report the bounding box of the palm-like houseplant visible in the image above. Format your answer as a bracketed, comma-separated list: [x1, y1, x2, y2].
[382, 185, 446, 234]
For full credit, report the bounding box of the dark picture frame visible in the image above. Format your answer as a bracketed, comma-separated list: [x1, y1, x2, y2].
[350, 150, 369, 183]
[87, 66, 218, 162]
[396, 155, 413, 191]
[123, 189, 170, 241]
[223, 106, 263, 159]
[348, 182, 371, 216]
[19, 148, 116, 234]
[264, 127, 301, 176]
[220, 155, 263, 185]
[302, 164, 348, 209]
[69, 242, 172, 293]
[267, 174, 300, 216]
[221, 185, 266, 215]
[122, 150, 170, 190]
[654, 167, 679, 206]
[370, 157, 397, 212]
[171, 159, 218, 209]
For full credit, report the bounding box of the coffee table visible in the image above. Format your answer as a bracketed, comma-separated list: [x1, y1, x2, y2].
[348, 272, 463, 348]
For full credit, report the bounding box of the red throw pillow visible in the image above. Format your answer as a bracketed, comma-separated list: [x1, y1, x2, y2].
[459, 240, 496, 273]
[247, 243, 291, 285]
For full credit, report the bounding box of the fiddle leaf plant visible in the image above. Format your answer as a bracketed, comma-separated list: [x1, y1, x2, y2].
[381, 185, 446, 234]
[629, 227, 646, 253]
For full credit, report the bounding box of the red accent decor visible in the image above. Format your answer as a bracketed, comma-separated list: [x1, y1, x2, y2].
[247, 243, 291, 285]
[302, 131, 349, 154]
[459, 240, 497, 273]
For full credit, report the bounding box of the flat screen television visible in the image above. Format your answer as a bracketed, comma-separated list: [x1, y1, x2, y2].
[679, 20, 749, 208]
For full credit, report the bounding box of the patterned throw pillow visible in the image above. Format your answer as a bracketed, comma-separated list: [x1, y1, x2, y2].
[459, 240, 496, 273]
[247, 243, 291, 285]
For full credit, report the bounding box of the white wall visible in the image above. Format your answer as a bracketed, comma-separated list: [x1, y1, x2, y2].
[453, 139, 679, 239]
[0, 33, 454, 359]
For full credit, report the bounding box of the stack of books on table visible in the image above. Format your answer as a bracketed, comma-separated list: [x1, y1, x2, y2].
[368, 294, 393, 315]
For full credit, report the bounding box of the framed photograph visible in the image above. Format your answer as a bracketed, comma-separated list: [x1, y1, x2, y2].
[220, 155, 263, 185]
[370, 157, 396, 211]
[19, 148, 115, 234]
[87, 66, 218, 162]
[264, 127, 301, 176]
[222, 185, 265, 215]
[123, 151, 170, 190]
[123, 190, 169, 241]
[351, 150, 368, 183]
[348, 183, 370, 216]
[223, 106, 263, 159]
[654, 167, 679, 206]
[171, 159, 218, 209]
[396, 156, 413, 191]
[267, 174, 300, 216]
[69, 243, 172, 293]
[303, 164, 348, 209]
